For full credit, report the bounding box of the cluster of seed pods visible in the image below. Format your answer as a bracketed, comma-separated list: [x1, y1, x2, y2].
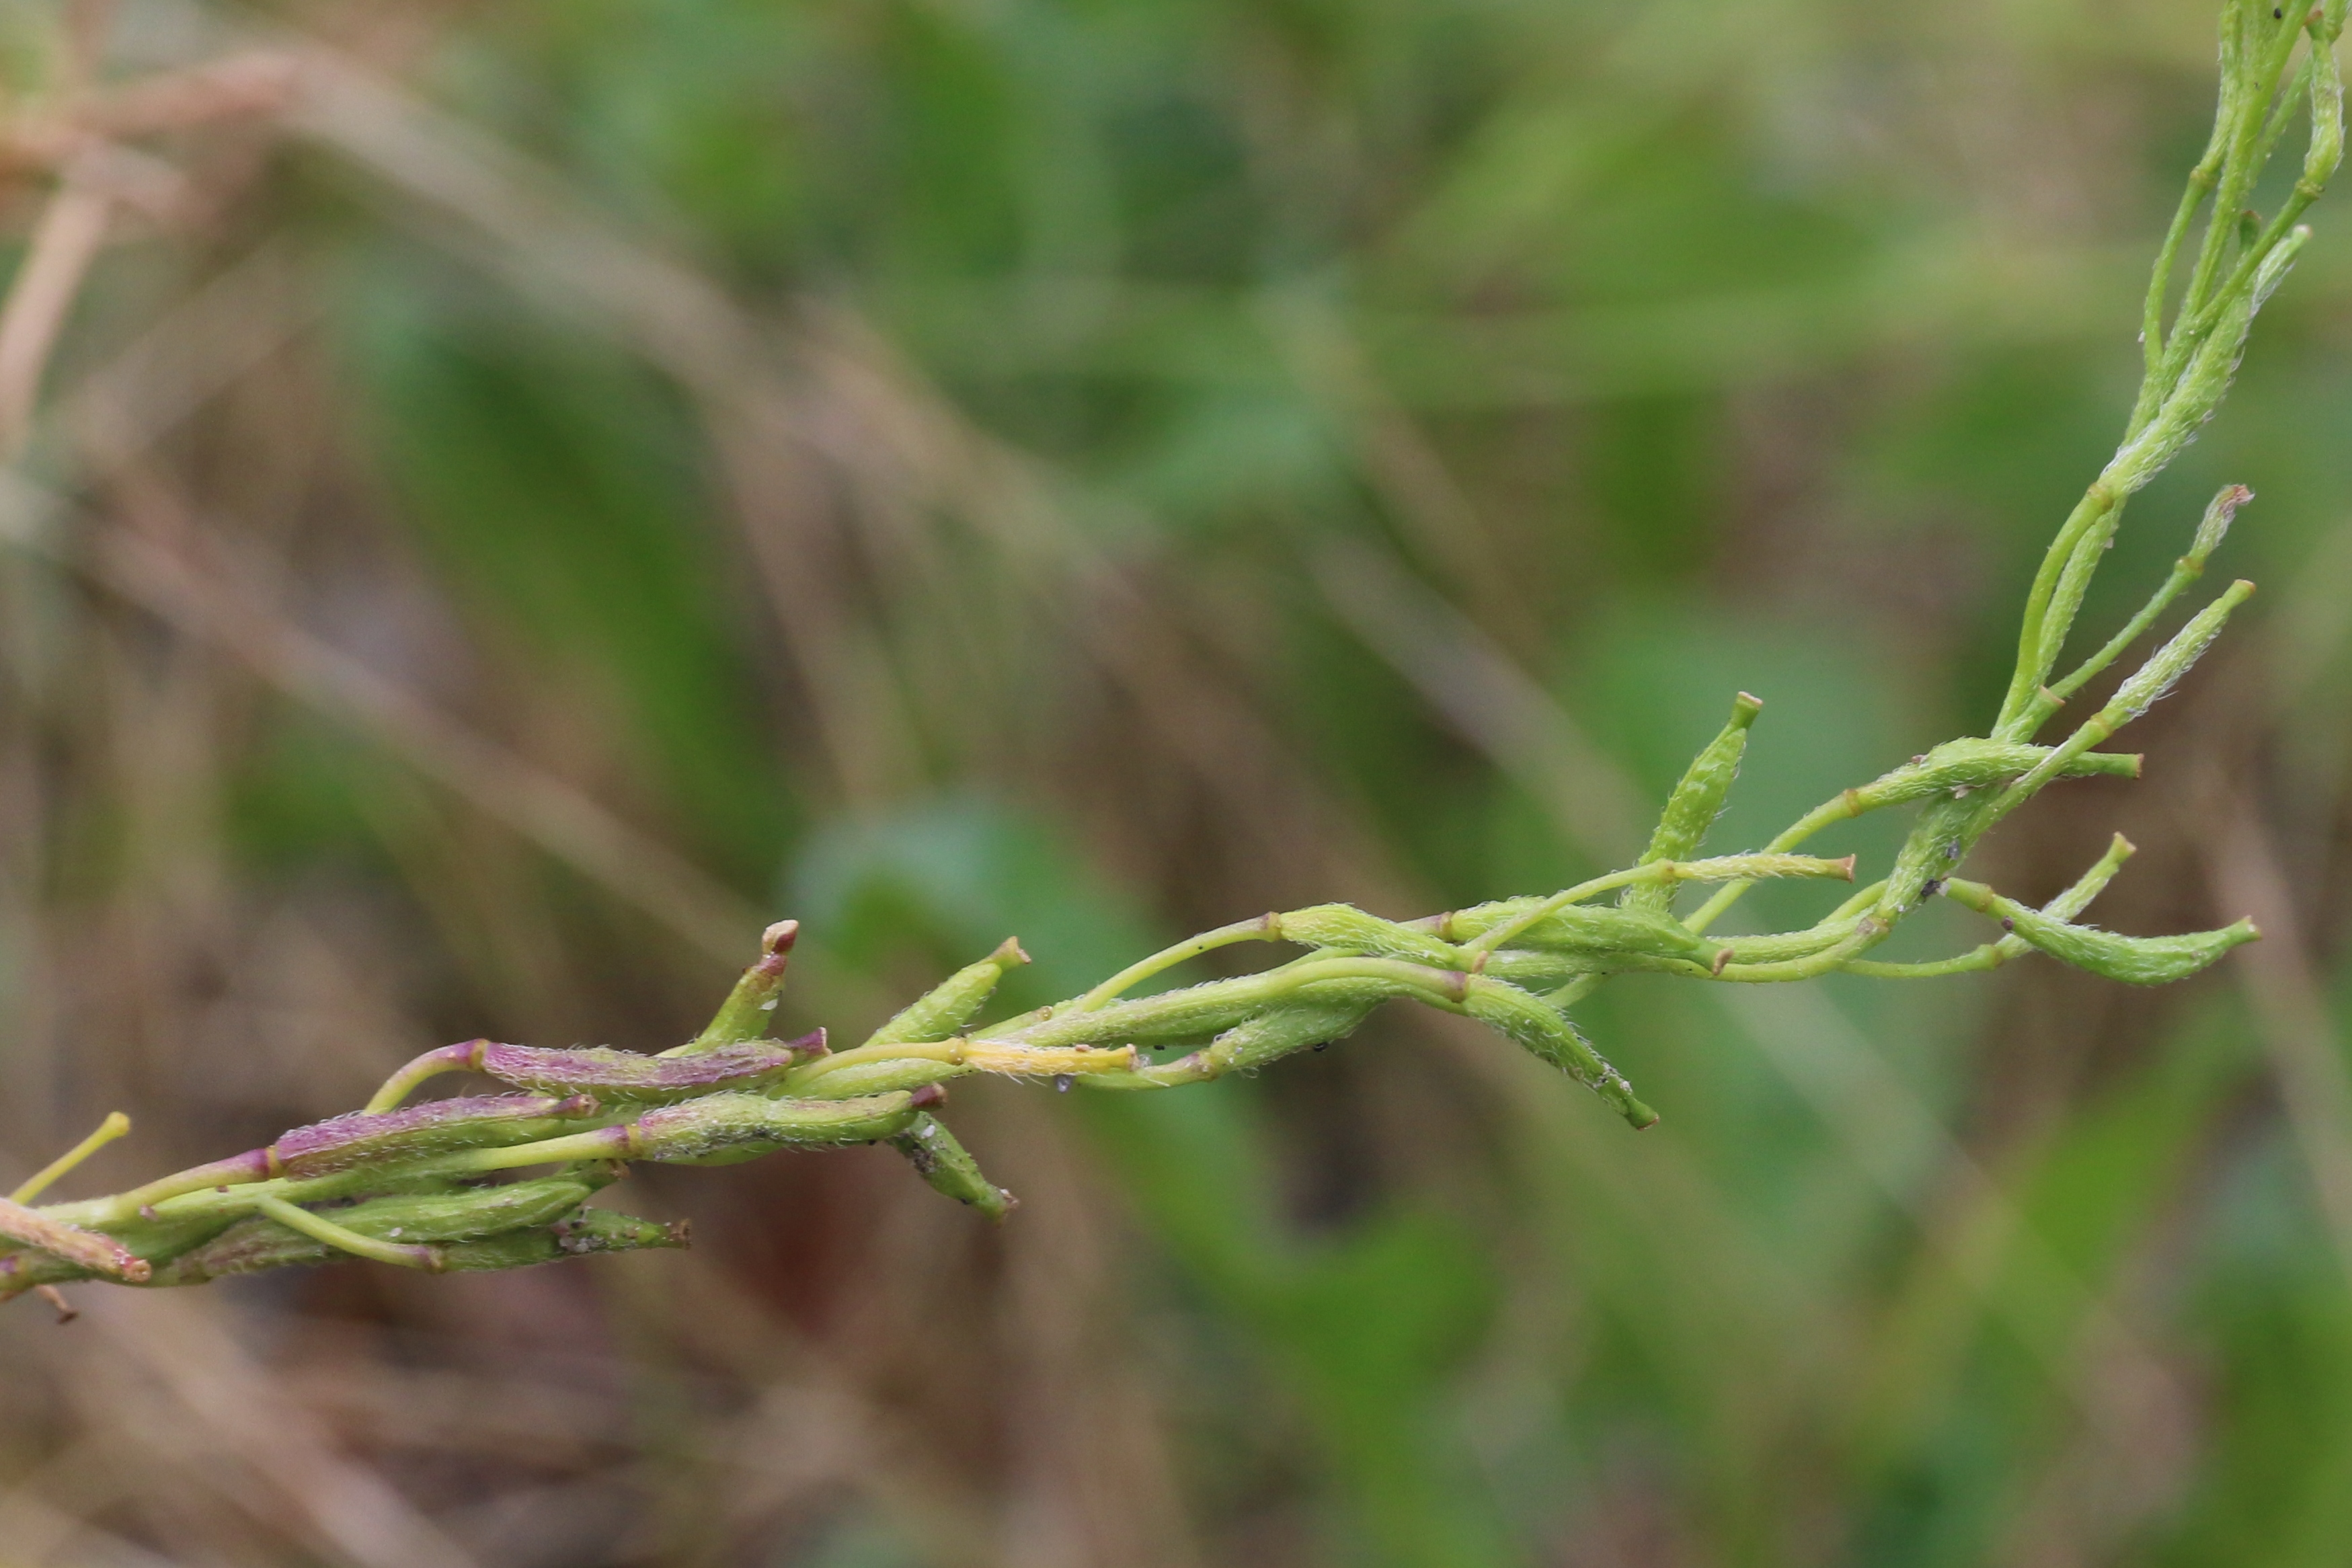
[0, 698, 2263, 1308]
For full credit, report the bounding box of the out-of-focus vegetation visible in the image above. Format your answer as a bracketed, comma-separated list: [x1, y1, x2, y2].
[1, 0, 2350, 1563]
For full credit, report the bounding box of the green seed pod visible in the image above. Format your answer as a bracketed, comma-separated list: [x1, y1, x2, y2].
[1846, 740, 2141, 815]
[680, 918, 801, 1052]
[622, 1091, 918, 1163]
[1013, 985, 1264, 1050]
[322, 1174, 613, 1245]
[1626, 693, 1760, 915]
[1203, 998, 1378, 1075]
[1269, 905, 1462, 966]
[1458, 978, 1656, 1129]
[889, 1113, 1016, 1220]
[1944, 877, 2258, 984]
[1881, 795, 1984, 914]
[866, 937, 1030, 1047]
[139, 1202, 684, 1288]
[2103, 580, 2253, 727]
[1432, 901, 1717, 964]
[795, 1058, 959, 1100]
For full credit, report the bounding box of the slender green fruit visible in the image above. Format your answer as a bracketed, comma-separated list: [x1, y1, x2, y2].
[866, 937, 1030, 1047]
[890, 1113, 1017, 1220]
[1624, 692, 1760, 916]
[1943, 879, 2261, 984]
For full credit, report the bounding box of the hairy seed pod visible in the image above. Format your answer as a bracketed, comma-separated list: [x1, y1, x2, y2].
[1268, 906, 1463, 966]
[795, 1058, 976, 1099]
[1203, 1000, 1379, 1075]
[475, 1035, 822, 1101]
[271, 1094, 604, 1177]
[678, 918, 801, 1053]
[1458, 979, 1657, 1129]
[0, 1200, 155, 1284]
[134, 1203, 684, 1288]
[866, 937, 1030, 1047]
[1846, 740, 2140, 816]
[1626, 692, 1761, 915]
[619, 1091, 918, 1163]
[1427, 901, 1716, 963]
[1012, 988, 1264, 1050]
[889, 1113, 1016, 1220]
[1944, 877, 2257, 983]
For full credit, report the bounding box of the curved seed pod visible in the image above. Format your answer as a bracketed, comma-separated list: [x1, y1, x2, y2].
[865, 937, 1029, 1048]
[619, 1091, 919, 1163]
[1626, 692, 1761, 915]
[271, 1094, 603, 1177]
[1459, 978, 1657, 1129]
[1943, 877, 2258, 984]
[890, 1113, 1016, 1220]
[478, 1036, 822, 1101]
[1267, 906, 1462, 966]
[679, 918, 801, 1053]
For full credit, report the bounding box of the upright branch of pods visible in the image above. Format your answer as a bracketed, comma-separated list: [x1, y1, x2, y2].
[2, 0, 2341, 1308]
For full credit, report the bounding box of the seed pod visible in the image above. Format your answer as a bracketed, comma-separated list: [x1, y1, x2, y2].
[1626, 693, 1761, 915]
[1268, 905, 1462, 966]
[619, 1091, 918, 1163]
[328, 1174, 615, 1244]
[1845, 740, 2140, 816]
[473, 1035, 822, 1101]
[1431, 901, 1717, 963]
[681, 918, 801, 1052]
[0, 1198, 151, 1282]
[0, 1206, 241, 1290]
[2101, 582, 2253, 730]
[1012, 986, 1263, 1050]
[270, 1094, 603, 1177]
[1944, 877, 2258, 984]
[889, 1113, 1016, 1220]
[140, 1200, 683, 1288]
[1881, 795, 1983, 914]
[1458, 978, 1657, 1129]
[866, 937, 1030, 1047]
[1202, 999, 1378, 1075]
[796, 1058, 957, 1100]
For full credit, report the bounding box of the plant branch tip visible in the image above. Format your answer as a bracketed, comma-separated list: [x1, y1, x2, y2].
[761, 919, 800, 955]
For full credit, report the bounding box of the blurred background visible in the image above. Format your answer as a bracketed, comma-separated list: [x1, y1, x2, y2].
[2, 0, 2350, 1563]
